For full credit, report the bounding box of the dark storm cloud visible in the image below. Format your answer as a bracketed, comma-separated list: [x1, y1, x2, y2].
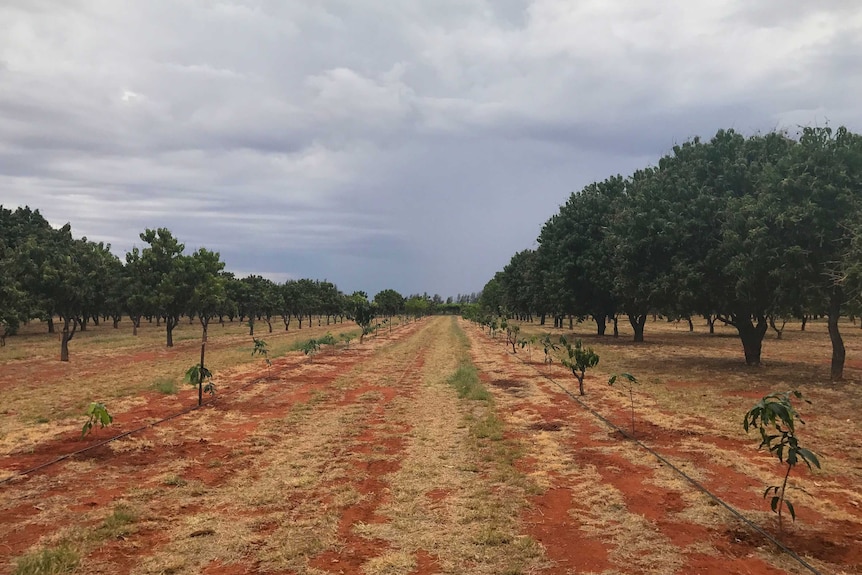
[1, 1, 861, 296]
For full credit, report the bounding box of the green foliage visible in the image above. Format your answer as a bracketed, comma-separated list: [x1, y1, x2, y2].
[317, 332, 337, 346]
[518, 334, 538, 362]
[93, 505, 137, 540]
[347, 291, 376, 341]
[608, 373, 640, 435]
[152, 377, 178, 395]
[340, 332, 354, 348]
[448, 363, 491, 401]
[252, 336, 271, 367]
[743, 391, 821, 529]
[13, 544, 79, 575]
[300, 338, 321, 359]
[540, 334, 558, 365]
[505, 324, 520, 353]
[559, 336, 599, 396]
[81, 402, 113, 438]
[185, 363, 215, 401]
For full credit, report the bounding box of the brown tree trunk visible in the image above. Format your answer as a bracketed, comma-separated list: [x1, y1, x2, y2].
[47, 317, 55, 334]
[828, 290, 845, 381]
[60, 317, 78, 362]
[733, 315, 768, 366]
[595, 315, 606, 336]
[166, 316, 176, 347]
[629, 314, 647, 343]
[199, 319, 208, 406]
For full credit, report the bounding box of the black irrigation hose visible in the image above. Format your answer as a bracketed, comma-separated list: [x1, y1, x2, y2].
[0, 322, 416, 487]
[495, 332, 825, 575]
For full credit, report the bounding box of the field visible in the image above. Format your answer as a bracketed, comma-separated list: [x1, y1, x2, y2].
[1, 316, 861, 575]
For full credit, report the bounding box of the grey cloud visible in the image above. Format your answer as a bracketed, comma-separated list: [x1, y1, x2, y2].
[1, 1, 861, 296]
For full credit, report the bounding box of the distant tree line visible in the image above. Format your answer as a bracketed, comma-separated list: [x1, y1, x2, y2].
[479, 126, 862, 380]
[0, 206, 440, 360]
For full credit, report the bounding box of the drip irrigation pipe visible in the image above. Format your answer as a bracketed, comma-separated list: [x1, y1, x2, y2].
[493, 330, 824, 575]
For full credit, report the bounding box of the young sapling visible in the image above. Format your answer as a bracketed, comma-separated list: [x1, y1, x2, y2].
[743, 391, 821, 531]
[185, 363, 215, 406]
[608, 373, 640, 435]
[559, 336, 599, 396]
[82, 402, 113, 438]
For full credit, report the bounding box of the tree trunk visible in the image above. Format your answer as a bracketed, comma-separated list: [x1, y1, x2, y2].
[60, 317, 77, 362]
[283, 315, 291, 331]
[828, 290, 845, 381]
[166, 316, 176, 347]
[198, 320, 208, 406]
[687, 317, 694, 332]
[298, 315, 303, 329]
[734, 315, 768, 366]
[595, 315, 606, 336]
[801, 315, 808, 331]
[112, 316, 120, 329]
[569, 315, 573, 330]
[267, 319, 273, 333]
[47, 317, 55, 334]
[249, 318, 254, 337]
[629, 314, 647, 342]
[613, 316, 619, 338]
[539, 314, 545, 326]
[80, 316, 87, 331]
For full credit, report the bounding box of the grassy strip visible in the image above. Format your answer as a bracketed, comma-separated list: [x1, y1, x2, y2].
[12, 504, 137, 574]
[13, 545, 79, 575]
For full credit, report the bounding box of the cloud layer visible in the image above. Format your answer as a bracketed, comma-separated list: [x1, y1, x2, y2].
[2, 1, 861, 296]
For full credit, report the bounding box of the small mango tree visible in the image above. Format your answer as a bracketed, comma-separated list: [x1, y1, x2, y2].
[541, 334, 558, 366]
[347, 292, 376, 343]
[252, 336, 272, 377]
[743, 391, 821, 531]
[185, 363, 215, 405]
[187, 248, 226, 406]
[608, 373, 640, 435]
[559, 336, 599, 396]
[82, 402, 113, 438]
[506, 324, 521, 353]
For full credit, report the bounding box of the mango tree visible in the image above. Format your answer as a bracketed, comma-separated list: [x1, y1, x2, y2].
[559, 336, 599, 396]
[187, 248, 227, 406]
[347, 291, 376, 342]
[743, 391, 821, 530]
[139, 228, 188, 347]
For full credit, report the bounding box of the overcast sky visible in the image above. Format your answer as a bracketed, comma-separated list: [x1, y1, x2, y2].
[2, 1, 861, 297]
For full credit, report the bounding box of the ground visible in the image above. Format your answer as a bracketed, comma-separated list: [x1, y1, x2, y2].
[0, 315, 860, 574]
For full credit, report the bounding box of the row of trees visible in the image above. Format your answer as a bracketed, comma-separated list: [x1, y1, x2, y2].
[0, 207, 438, 360]
[482, 126, 862, 379]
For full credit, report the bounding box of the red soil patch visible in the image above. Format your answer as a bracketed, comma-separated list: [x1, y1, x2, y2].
[524, 486, 612, 574]
[466, 322, 862, 575]
[0, 326, 426, 572]
[410, 549, 440, 575]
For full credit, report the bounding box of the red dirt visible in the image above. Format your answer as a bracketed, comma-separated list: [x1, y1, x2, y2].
[465, 322, 862, 575]
[0, 323, 427, 573]
[524, 485, 612, 573]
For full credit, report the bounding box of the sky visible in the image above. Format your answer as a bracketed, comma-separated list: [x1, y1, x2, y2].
[1, 1, 861, 298]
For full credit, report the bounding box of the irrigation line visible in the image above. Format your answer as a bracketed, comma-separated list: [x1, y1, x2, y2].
[0, 322, 416, 487]
[487, 331, 824, 575]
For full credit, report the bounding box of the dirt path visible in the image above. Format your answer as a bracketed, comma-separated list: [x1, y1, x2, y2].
[0, 317, 541, 575]
[463, 320, 856, 575]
